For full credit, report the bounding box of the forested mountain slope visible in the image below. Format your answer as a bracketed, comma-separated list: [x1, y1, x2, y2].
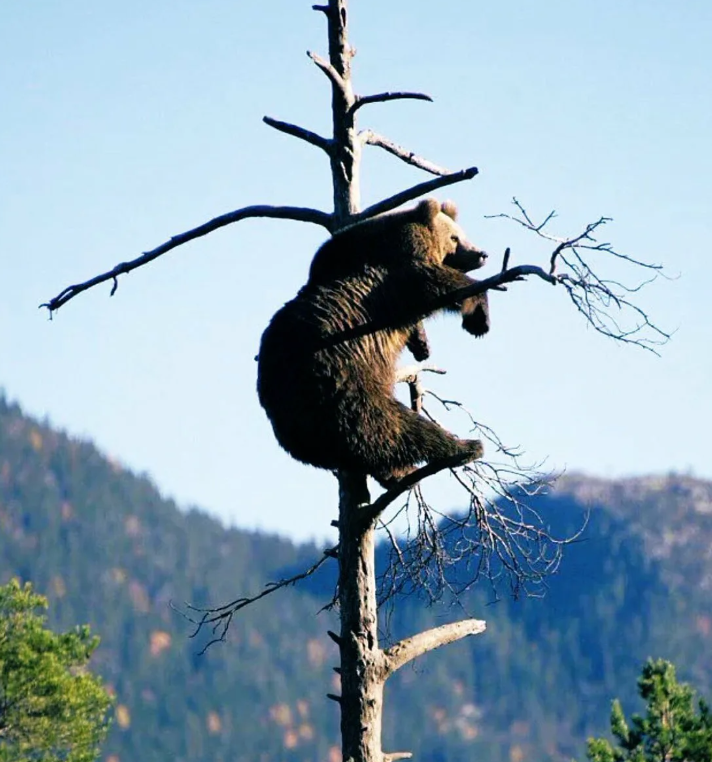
[1, 393, 710, 762]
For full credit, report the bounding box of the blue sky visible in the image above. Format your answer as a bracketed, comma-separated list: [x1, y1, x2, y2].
[2, 0, 710, 542]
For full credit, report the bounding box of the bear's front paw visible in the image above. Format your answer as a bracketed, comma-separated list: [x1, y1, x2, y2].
[462, 306, 490, 338]
[463, 439, 484, 461]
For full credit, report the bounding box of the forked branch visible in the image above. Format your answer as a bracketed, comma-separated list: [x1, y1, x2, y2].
[176, 546, 337, 653]
[488, 198, 671, 352]
[375, 384, 574, 612]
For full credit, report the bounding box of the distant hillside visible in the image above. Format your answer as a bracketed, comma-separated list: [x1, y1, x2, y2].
[1, 392, 711, 762]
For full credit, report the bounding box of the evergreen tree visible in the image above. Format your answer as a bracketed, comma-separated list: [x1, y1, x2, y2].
[0, 579, 113, 762]
[587, 659, 712, 762]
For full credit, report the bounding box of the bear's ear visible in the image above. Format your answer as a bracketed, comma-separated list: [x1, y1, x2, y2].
[415, 198, 441, 225]
[441, 200, 458, 221]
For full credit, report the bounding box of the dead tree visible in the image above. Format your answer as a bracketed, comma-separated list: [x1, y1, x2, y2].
[43, 2, 668, 761]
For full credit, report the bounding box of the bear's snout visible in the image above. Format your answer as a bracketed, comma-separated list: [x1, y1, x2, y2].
[445, 246, 489, 272]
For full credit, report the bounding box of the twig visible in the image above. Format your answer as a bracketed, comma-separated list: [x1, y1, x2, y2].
[374, 388, 575, 613]
[376, 457, 570, 609]
[488, 198, 663, 274]
[41, 204, 333, 314]
[423, 390, 525, 461]
[486, 198, 670, 352]
[353, 166, 479, 222]
[173, 547, 337, 653]
[360, 130, 450, 176]
[352, 91, 433, 113]
[263, 116, 332, 154]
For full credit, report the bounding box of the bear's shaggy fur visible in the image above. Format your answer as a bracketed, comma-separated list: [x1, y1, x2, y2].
[257, 198, 490, 486]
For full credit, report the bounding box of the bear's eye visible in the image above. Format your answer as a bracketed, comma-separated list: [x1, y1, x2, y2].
[450, 234, 460, 244]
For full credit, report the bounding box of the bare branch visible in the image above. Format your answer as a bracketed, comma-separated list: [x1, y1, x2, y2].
[307, 50, 347, 93]
[360, 130, 451, 176]
[384, 619, 486, 676]
[383, 753, 413, 762]
[361, 450, 483, 529]
[396, 364, 446, 415]
[374, 388, 581, 613]
[353, 166, 479, 221]
[489, 198, 664, 274]
[487, 198, 670, 353]
[423, 391, 524, 461]
[352, 91, 433, 113]
[41, 204, 333, 314]
[395, 364, 446, 384]
[171, 547, 336, 653]
[376, 461, 573, 609]
[263, 116, 332, 154]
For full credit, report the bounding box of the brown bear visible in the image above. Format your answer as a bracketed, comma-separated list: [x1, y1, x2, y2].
[307, 199, 490, 354]
[257, 198, 490, 487]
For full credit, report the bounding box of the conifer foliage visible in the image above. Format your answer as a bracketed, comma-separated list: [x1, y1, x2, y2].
[0, 579, 112, 762]
[587, 659, 712, 762]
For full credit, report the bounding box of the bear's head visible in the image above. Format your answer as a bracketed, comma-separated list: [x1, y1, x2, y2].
[416, 198, 489, 273]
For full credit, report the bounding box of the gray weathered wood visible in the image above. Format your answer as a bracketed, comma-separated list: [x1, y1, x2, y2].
[315, 2, 486, 759]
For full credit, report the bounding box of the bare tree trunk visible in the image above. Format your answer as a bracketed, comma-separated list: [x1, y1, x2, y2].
[323, 0, 361, 223]
[337, 472, 384, 762]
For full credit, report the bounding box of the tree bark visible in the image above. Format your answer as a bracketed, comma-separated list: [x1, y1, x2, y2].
[337, 472, 385, 762]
